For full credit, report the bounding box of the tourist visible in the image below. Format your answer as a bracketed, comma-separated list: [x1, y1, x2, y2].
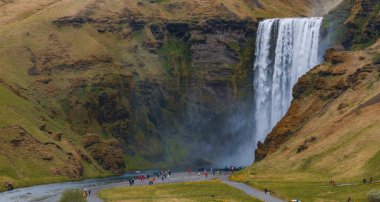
[88, 189, 91, 196]
[363, 178, 367, 184]
[149, 178, 154, 185]
[264, 189, 268, 195]
[188, 168, 191, 174]
[129, 179, 133, 186]
[205, 172, 208, 178]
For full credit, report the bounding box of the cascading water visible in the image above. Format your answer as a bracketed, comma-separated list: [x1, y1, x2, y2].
[253, 17, 323, 143]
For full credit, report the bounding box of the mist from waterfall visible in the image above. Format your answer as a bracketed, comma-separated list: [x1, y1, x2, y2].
[253, 17, 323, 144]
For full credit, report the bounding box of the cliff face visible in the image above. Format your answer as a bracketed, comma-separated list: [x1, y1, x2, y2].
[322, 0, 380, 49]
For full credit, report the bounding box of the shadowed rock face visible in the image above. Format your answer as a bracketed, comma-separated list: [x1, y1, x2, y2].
[322, 0, 380, 50]
[31, 6, 258, 167]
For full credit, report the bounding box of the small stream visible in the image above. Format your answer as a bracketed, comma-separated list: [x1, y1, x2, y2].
[0, 172, 146, 202]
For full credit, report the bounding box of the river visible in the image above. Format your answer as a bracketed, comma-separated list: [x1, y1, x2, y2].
[0, 172, 144, 202]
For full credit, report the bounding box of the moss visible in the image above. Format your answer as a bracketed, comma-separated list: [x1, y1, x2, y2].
[157, 38, 192, 78]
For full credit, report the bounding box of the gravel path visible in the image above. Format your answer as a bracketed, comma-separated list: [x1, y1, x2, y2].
[219, 176, 285, 202]
[87, 172, 285, 202]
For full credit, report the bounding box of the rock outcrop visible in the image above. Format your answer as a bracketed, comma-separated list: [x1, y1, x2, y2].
[83, 134, 125, 174]
[322, 0, 380, 50]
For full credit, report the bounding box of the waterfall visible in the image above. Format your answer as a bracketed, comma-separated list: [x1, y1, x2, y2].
[253, 17, 323, 143]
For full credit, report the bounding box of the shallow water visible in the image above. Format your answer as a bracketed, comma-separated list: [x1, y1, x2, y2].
[0, 172, 145, 202]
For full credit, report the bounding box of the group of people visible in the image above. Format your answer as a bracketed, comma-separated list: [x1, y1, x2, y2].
[131, 170, 174, 186]
[363, 177, 374, 184]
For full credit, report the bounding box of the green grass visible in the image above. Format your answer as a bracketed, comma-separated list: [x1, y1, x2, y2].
[247, 181, 380, 202]
[99, 180, 261, 202]
[366, 151, 380, 180]
[60, 189, 86, 202]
